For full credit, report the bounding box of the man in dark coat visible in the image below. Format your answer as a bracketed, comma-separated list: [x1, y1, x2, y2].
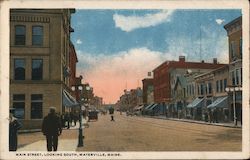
[42, 107, 62, 151]
[9, 109, 22, 151]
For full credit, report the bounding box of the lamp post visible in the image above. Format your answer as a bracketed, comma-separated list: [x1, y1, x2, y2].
[71, 85, 84, 147]
[225, 86, 242, 126]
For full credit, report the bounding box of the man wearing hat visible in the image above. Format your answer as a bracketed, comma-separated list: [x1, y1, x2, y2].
[9, 108, 22, 151]
[42, 107, 62, 151]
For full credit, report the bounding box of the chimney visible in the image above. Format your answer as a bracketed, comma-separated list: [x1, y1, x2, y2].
[179, 56, 185, 62]
[213, 58, 217, 64]
[201, 60, 205, 63]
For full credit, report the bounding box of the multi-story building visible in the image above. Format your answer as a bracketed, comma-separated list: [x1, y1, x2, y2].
[194, 65, 229, 121]
[10, 9, 76, 129]
[142, 78, 154, 105]
[153, 56, 225, 116]
[224, 16, 242, 124]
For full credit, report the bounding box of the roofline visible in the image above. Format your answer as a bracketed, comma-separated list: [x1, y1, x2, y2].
[153, 60, 227, 72]
[224, 16, 242, 30]
[194, 64, 229, 79]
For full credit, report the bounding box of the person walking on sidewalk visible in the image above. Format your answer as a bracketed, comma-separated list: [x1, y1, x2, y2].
[9, 108, 22, 151]
[42, 107, 62, 152]
[109, 106, 115, 121]
[65, 112, 70, 129]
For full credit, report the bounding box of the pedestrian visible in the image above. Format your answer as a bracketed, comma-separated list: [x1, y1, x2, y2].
[9, 108, 22, 151]
[73, 113, 77, 126]
[65, 112, 70, 129]
[42, 107, 62, 151]
[208, 108, 212, 123]
[61, 113, 65, 128]
[70, 112, 74, 126]
[109, 106, 115, 121]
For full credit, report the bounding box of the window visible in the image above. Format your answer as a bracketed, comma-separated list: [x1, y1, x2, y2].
[200, 84, 204, 95]
[15, 25, 26, 45]
[183, 88, 186, 98]
[224, 79, 227, 91]
[31, 94, 43, 119]
[14, 59, 25, 80]
[197, 85, 200, 95]
[216, 80, 219, 92]
[192, 84, 194, 95]
[220, 80, 223, 92]
[240, 38, 242, 57]
[240, 68, 242, 85]
[32, 26, 43, 46]
[236, 69, 239, 85]
[230, 41, 236, 58]
[12, 94, 25, 119]
[32, 59, 43, 80]
[208, 82, 212, 94]
[232, 71, 235, 86]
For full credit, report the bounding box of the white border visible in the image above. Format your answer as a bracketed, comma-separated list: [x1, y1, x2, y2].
[0, 0, 249, 159]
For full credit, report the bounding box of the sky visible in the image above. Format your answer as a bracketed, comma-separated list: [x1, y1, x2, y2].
[71, 9, 242, 104]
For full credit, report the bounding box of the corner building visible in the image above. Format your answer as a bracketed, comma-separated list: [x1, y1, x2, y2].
[10, 9, 75, 129]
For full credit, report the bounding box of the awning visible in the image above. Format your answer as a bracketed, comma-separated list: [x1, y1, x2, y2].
[144, 104, 154, 110]
[207, 96, 228, 108]
[134, 105, 144, 110]
[148, 103, 158, 110]
[187, 98, 204, 108]
[62, 90, 79, 107]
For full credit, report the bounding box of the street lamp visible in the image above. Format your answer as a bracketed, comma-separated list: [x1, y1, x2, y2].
[71, 85, 84, 147]
[225, 86, 242, 126]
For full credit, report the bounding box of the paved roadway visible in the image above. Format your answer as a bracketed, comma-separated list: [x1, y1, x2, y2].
[77, 112, 242, 151]
[17, 112, 241, 151]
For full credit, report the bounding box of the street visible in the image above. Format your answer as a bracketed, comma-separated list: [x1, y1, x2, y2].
[79, 113, 241, 151]
[18, 112, 241, 151]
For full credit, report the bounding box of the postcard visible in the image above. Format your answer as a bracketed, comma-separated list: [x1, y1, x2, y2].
[0, 0, 249, 159]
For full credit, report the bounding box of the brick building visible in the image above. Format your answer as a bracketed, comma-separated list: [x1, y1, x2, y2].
[10, 9, 76, 129]
[153, 56, 226, 105]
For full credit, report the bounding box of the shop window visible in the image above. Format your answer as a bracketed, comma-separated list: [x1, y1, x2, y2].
[14, 59, 25, 80]
[31, 94, 43, 119]
[12, 94, 25, 119]
[32, 26, 43, 46]
[32, 59, 43, 80]
[15, 25, 26, 45]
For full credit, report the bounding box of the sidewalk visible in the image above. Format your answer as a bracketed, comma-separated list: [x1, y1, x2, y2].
[144, 115, 242, 128]
[19, 118, 89, 133]
[18, 119, 89, 151]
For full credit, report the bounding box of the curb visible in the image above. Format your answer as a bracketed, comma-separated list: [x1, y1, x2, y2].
[143, 115, 242, 129]
[19, 129, 41, 134]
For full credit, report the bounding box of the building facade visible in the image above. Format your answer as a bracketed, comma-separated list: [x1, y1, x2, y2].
[153, 56, 225, 104]
[224, 16, 242, 124]
[142, 78, 154, 105]
[194, 65, 229, 122]
[10, 9, 76, 129]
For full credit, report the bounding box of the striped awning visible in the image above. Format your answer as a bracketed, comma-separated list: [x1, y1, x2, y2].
[62, 90, 79, 107]
[207, 96, 228, 108]
[187, 98, 204, 108]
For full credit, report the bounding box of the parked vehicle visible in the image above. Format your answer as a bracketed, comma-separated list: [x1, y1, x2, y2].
[88, 110, 98, 121]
